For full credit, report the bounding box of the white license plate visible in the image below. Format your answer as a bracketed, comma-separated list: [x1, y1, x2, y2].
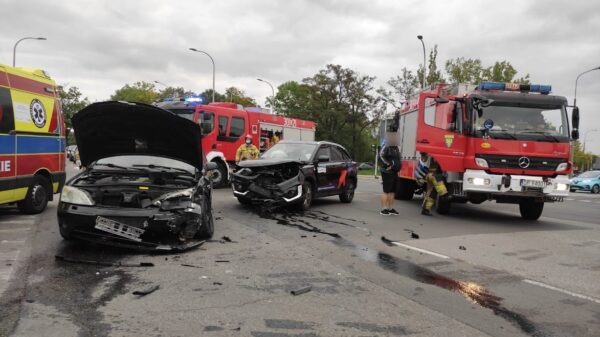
[520, 179, 545, 188]
[95, 216, 145, 242]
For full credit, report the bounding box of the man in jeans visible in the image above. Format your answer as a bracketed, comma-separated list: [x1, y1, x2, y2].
[379, 132, 401, 216]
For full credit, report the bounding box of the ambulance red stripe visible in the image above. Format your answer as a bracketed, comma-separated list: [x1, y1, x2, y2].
[7, 73, 54, 97]
[16, 153, 61, 176]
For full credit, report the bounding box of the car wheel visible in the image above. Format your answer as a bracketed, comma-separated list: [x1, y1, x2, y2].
[569, 189, 575, 193]
[592, 184, 600, 194]
[519, 198, 544, 220]
[299, 181, 313, 211]
[196, 207, 215, 239]
[17, 175, 50, 214]
[339, 179, 355, 203]
[209, 161, 228, 188]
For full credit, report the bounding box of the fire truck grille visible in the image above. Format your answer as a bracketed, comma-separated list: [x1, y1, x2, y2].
[478, 155, 564, 171]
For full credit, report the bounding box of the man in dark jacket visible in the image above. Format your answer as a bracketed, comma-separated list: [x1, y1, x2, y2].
[379, 132, 401, 215]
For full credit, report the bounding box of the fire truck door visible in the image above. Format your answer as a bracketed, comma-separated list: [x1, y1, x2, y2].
[416, 96, 466, 172]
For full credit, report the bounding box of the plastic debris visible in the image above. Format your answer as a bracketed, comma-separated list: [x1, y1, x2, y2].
[290, 286, 312, 296]
[133, 285, 159, 297]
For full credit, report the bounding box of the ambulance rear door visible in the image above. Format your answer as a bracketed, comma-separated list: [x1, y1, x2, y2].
[0, 66, 16, 202]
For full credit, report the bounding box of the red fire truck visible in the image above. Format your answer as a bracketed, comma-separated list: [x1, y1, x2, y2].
[157, 99, 316, 187]
[388, 82, 579, 220]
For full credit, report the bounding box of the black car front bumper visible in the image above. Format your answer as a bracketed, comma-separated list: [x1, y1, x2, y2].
[231, 172, 304, 204]
[57, 202, 205, 252]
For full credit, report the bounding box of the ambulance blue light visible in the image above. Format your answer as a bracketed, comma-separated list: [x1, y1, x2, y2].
[163, 98, 174, 102]
[184, 96, 203, 103]
[478, 82, 551, 94]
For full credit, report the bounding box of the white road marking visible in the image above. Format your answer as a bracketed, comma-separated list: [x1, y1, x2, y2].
[0, 227, 30, 233]
[1, 240, 25, 244]
[565, 198, 575, 201]
[0, 220, 34, 225]
[387, 241, 449, 259]
[579, 200, 592, 203]
[523, 279, 600, 305]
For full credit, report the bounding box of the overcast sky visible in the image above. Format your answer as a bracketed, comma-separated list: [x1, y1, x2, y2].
[2, 0, 599, 153]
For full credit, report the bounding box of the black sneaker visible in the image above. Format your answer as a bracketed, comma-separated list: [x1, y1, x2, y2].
[380, 209, 390, 216]
[388, 208, 399, 215]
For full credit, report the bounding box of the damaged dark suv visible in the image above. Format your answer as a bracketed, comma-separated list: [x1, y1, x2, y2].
[57, 101, 217, 251]
[231, 141, 358, 210]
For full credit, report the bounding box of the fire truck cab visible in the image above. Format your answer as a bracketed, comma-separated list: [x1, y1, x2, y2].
[392, 82, 579, 220]
[157, 99, 316, 187]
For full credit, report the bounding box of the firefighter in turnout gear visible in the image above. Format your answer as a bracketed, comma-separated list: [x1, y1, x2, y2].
[421, 155, 450, 216]
[236, 135, 260, 163]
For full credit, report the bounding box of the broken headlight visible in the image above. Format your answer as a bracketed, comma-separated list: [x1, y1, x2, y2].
[60, 186, 95, 206]
[152, 188, 194, 206]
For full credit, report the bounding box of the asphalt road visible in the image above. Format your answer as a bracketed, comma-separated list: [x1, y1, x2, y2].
[1, 166, 599, 337]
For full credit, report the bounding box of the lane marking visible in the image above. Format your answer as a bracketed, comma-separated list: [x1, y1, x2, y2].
[579, 200, 591, 203]
[387, 241, 449, 259]
[0, 220, 34, 226]
[564, 198, 575, 201]
[523, 279, 600, 305]
[0, 228, 30, 233]
[1, 240, 25, 244]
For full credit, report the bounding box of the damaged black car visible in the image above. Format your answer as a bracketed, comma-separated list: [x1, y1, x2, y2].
[57, 101, 217, 251]
[231, 141, 358, 210]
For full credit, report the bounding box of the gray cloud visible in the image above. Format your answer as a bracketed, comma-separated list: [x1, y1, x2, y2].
[2, 0, 599, 152]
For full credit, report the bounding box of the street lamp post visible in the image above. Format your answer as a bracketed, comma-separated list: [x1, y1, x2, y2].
[574, 66, 600, 107]
[583, 129, 598, 171]
[417, 35, 426, 89]
[153, 80, 168, 88]
[13, 37, 46, 67]
[189, 48, 216, 102]
[257, 78, 275, 114]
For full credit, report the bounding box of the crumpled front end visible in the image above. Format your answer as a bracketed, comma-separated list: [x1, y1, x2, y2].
[231, 163, 304, 204]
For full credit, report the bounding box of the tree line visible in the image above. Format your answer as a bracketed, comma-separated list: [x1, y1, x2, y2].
[59, 45, 596, 167]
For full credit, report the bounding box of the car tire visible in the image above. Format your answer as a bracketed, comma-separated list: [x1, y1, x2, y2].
[592, 184, 600, 194]
[519, 198, 544, 220]
[237, 197, 252, 205]
[569, 189, 575, 193]
[209, 161, 228, 188]
[395, 178, 415, 200]
[196, 207, 215, 239]
[339, 179, 355, 203]
[17, 175, 50, 214]
[298, 181, 313, 211]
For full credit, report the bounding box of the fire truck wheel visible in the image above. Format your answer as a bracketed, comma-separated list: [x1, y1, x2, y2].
[519, 199, 544, 220]
[435, 194, 451, 215]
[339, 179, 355, 203]
[18, 175, 50, 214]
[395, 178, 415, 200]
[210, 161, 228, 188]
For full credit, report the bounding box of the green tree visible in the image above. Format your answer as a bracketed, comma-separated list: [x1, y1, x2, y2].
[380, 67, 419, 106]
[157, 86, 187, 101]
[199, 89, 226, 103]
[271, 81, 313, 118]
[58, 85, 90, 143]
[224, 87, 257, 107]
[110, 81, 158, 104]
[445, 57, 484, 84]
[417, 45, 444, 87]
[572, 140, 597, 172]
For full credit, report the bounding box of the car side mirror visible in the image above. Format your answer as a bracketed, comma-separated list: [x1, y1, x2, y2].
[572, 106, 580, 140]
[317, 155, 330, 163]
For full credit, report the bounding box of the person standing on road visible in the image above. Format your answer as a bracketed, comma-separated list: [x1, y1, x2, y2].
[421, 159, 450, 216]
[379, 132, 401, 216]
[235, 135, 260, 163]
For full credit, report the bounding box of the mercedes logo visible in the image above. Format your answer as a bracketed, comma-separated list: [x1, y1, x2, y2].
[518, 156, 530, 169]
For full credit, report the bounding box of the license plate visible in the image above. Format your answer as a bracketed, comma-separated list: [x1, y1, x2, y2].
[95, 216, 145, 242]
[520, 179, 545, 188]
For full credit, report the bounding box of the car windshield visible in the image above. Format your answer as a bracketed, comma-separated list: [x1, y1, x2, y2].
[473, 102, 569, 141]
[170, 108, 195, 121]
[577, 171, 600, 178]
[261, 143, 317, 161]
[95, 155, 196, 174]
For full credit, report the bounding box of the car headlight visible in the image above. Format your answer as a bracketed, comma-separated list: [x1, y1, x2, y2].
[152, 188, 194, 205]
[468, 177, 490, 185]
[475, 158, 489, 168]
[60, 186, 95, 206]
[556, 183, 568, 191]
[556, 162, 568, 172]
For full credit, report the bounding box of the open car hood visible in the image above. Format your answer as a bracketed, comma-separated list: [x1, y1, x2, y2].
[72, 101, 203, 169]
[237, 158, 304, 168]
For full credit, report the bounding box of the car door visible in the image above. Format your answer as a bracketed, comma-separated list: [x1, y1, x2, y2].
[315, 145, 343, 194]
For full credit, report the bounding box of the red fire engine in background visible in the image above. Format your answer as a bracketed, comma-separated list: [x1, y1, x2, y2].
[384, 82, 580, 220]
[157, 99, 316, 187]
